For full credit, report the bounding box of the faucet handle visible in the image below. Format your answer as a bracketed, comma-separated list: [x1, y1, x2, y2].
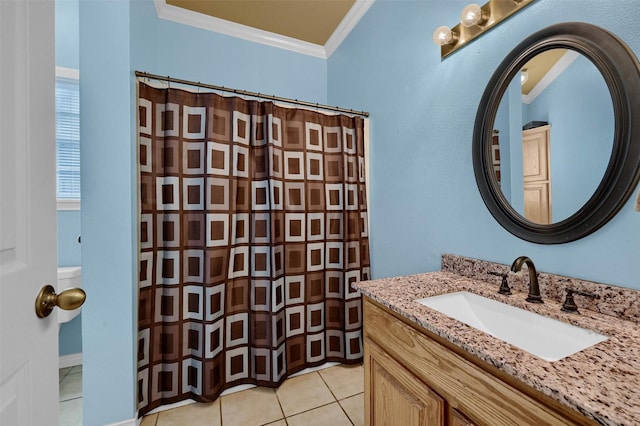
[562, 288, 599, 314]
[488, 271, 512, 295]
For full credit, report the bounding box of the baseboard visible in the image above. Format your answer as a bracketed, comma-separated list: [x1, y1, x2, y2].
[59, 353, 82, 369]
[145, 399, 196, 416]
[106, 418, 139, 426]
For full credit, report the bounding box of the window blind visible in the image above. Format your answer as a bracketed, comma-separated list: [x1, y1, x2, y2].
[56, 75, 80, 199]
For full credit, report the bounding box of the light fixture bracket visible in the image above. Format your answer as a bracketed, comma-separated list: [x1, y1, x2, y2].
[439, 0, 536, 59]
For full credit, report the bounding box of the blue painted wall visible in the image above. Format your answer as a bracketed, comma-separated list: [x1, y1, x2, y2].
[56, 0, 83, 357]
[57, 210, 82, 356]
[74, 0, 640, 424]
[524, 55, 613, 222]
[57, 212, 81, 266]
[56, 0, 79, 70]
[79, 1, 327, 424]
[507, 77, 524, 214]
[80, 1, 135, 424]
[128, 1, 327, 102]
[494, 56, 611, 221]
[328, 0, 640, 289]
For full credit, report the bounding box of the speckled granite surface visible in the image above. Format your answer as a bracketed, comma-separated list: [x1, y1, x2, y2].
[442, 254, 640, 323]
[355, 255, 640, 426]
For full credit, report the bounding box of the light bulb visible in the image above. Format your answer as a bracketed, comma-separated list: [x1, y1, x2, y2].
[520, 69, 529, 85]
[460, 4, 485, 27]
[432, 25, 455, 46]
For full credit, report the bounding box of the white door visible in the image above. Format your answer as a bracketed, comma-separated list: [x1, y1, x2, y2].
[0, 1, 59, 425]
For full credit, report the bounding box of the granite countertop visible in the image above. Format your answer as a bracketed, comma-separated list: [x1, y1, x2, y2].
[355, 271, 640, 426]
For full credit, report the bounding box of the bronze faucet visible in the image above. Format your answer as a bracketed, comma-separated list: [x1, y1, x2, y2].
[510, 256, 543, 303]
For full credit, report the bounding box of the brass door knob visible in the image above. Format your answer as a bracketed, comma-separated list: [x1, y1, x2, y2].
[35, 285, 86, 318]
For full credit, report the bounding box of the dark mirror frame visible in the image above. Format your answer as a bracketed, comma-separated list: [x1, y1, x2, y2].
[473, 22, 640, 244]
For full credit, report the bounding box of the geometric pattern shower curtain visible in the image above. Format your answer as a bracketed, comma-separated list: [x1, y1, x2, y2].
[136, 82, 370, 416]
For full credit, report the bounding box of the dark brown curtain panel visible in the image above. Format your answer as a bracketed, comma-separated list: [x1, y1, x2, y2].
[136, 82, 370, 416]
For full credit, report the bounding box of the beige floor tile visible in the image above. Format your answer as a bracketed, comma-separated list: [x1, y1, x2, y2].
[156, 400, 221, 426]
[286, 402, 352, 426]
[140, 412, 158, 426]
[276, 372, 335, 417]
[221, 387, 283, 426]
[319, 364, 364, 400]
[339, 393, 364, 426]
[59, 372, 82, 402]
[59, 398, 82, 426]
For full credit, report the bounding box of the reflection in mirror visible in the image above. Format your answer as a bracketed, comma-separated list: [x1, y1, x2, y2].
[474, 22, 640, 244]
[492, 49, 614, 224]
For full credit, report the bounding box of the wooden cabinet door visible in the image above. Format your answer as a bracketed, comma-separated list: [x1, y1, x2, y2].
[449, 408, 476, 426]
[365, 340, 445, 425]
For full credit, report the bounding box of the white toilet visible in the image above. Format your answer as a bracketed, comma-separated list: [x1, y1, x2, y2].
[56, 266, 82, 324]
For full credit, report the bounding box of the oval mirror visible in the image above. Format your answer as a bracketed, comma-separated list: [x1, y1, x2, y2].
[473, 22, 640, 244]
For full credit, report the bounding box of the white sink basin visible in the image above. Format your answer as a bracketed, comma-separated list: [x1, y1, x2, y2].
[415, 291, 608, 362]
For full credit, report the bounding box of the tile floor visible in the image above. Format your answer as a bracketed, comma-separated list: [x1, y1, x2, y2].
[57, 363, 363, 426]
[59, 365, 83, 426]
[141, 363, 364, 426]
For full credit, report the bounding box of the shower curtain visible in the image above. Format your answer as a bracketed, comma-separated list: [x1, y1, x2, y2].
[492, 130, 501, 184]
[136, 82, 370, 416]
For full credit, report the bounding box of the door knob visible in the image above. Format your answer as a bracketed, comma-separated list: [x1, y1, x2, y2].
[35, 285, 86, 318]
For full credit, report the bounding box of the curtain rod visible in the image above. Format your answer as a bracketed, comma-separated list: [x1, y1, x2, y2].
[135, 71, 370, 118]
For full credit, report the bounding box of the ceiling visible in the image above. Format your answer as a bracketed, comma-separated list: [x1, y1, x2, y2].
[166, 0, 356, 46]
[521, 49, 567, 95]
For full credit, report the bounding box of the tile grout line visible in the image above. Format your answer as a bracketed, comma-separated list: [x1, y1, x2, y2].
[219, 396, 223, 426]
[151, 410, 158, 426]
[285, 401, 340, 423]
[274, 371, 339, 423]
[271, 385, 289, 426]
[316, 369, 356, 426]
[145, 366, 363, 426]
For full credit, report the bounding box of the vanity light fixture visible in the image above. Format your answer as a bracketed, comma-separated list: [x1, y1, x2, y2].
[432, 25, 457, 46]
[520, 68, 529, 85]
[434, 0, 536, 59]
[460, 4, 487, 28]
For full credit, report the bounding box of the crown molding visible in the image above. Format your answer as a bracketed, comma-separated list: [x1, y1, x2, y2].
[325, 0, 375, 57]
[522, 49, 579, 104]
[153, 0, 325, 58]
[153, 0, 373, 59]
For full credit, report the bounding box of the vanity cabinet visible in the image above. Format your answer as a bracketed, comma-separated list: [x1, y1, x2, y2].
[363, 297, 597, 426]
